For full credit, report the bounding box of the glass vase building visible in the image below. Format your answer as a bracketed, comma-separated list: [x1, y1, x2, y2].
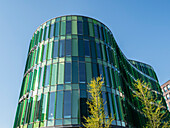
[14, 15, 169, 128]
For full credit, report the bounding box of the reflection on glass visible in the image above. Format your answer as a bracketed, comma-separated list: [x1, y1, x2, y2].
[65, 39, 71, 56]
[56, 91, 63, 119]
[59, 40, 65, 57]
[44, 65, 51, 86]
[66, 21, 71, 35]
[65, 62, 71, 83]
[48, 92, 56, 120]
[64, 91, 71, 118]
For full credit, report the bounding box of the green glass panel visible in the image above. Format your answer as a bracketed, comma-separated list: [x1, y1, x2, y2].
[72, 39, 78, 56]
[72, 90, 79, 118]
[21, 99, 28, 124]
[72, 16, 77, 20]
[41, 93, 48, 121]
[72, 21, 77, 35]
[85, 63, 92, 83]
[30, 96, 37, 123]
[60, 21, 66, 36]
[58, 63, 64, 84]
[51, 63, 58, 85]
[34, 95, 41, 122]
[38, 46, 43, 64]
[47, 43, 52, 60]
[56, 91, 64, 119]
[89, 22, 94, 37]
[34, 68, 40, 90]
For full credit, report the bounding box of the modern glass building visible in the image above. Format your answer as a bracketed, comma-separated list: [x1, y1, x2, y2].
[14, 15, 169, 128]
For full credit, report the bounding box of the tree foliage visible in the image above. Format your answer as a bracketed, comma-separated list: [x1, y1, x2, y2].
[133, 79, 170, 128]
[83, 76, 114, 128]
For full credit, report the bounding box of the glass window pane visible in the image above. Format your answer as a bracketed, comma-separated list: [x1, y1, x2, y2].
[45, 26, 50, 40]
[78, 39, 84, 57]
[94, 24, 99, 39]
[96, 43, 102, 59]
[34, 95, 41, 122]
[58, 63, 64, 84]
[85, 63, 92, 83]
[42, 28, 46, 41]
[66, 21, 71, 35]
[167, 84, 170, 90]
[50, 24, 54, 38]
[84, 40, 90, 57]
[164, 86, 167, 92]
[60, 21, 66, 36]
[72, 90, 79, 118]
[51, 63, 58, 85]
[72, 21, 77, 35]
[53, 41, 59, 58]
[55, 22, 60, 37]
[83, 21, 89, 36]
[77, 21, 83, 35]
[39, 67, 45, 89]
[88, 22, 94, 37]
[56, 91, 63, 119]
[42, 44, 47, 61]
[99, 26, 103, 41]
[72, 39, 78, 56]
[59, 40, 65, 57]
[47, 43, 52, 60]
[48, 92, 56, 120]
[102, 92, 108, 118]
[90, 41, 96, 59]
[79, 62, 86, 83]
[41, 94, 48, 121]
[64, 91, 71, 118]
[72, 61, 78, 83]
[65, 39, 71, 56]
[104, 66, 110, 87]
[44, 65, 51, 87]
[92, 63, 98, 78]
[65, 62, 71, 83]
[108, 93, 114, 118]
[112, 94, 120, 120]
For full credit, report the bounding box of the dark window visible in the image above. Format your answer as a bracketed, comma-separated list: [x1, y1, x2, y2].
[79, 62, 86, 83]
[102, 92, 108, 118]
[48, 92, 55, 119]
[83, 21, 89, 36]
[66, 21, 71, 35]
[90, 41, 96, 59]
[78, 39, 84, 57]
[65, 39, 71, 56]
[55, 22, 60, 37]
[84, 40, 90, 57]
[78, 21, 83, 35]
[106, 46, 110, 62]
[108, 93, 114, 118]
[50, 24, 54, 38]
[64, 91, 71, 118]
[53, 41, 59, 58]
[99, 26, 103, 41]
[98, 64, 103, 77]
[94, 24, 99, 39]
[92, 63, 98, 78]
[104, 66, 110, 87]
[96, 43, 102, 59]
[72, 62, 78, 83]
[59, 40, 65, 57]
[65, 62, 71, 83]
[44, 65, 51, 86]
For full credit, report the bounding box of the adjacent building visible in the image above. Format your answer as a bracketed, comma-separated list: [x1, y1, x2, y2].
[161, 80, 170, 111]
[14, 15, 168, 128]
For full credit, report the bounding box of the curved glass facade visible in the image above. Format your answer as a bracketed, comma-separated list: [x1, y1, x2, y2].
[14, 15, 169, 128]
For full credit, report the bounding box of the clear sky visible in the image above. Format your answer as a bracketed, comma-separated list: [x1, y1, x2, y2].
[0, 0, 170, 127]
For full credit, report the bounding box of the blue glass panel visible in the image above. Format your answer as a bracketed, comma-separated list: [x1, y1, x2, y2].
[99, 26, 103, 41]
[64, 91, 71, 118]
[59, 40, 65, 57]
[65, 62, 71, 83]
[72, 62, 78, 83]
[42, 45, 47, 61]
[79, 62, 86, 83]
[92, 63, 98, 78]
[53, 41, 59, 58]
[96, 43, 102, 59]
[90, 41, 96, 59]
[102, 92, 108, 117]
[42, 28, 46, 41]
[94, 24, 99, 39]
[77, 21, 83, 35]
[41, 93, 48, 121]
[98, 64, 104, 77]
[106, 46, 110, 62]
[66, 21, 71, 35]
[45, 26, 49, 40]
[65, 39, 71, 56]
[84, 40, 90, 57]
[78, 39, 84, 57]
[72, 90, 79, 118]
[55, 22, 60, 37]
[44, 65, 51, 87]
[108, 93, 114, 118]
[50, 24, 54, 38]
[48, 92, 56, 119]
[56, 91, 63, 119]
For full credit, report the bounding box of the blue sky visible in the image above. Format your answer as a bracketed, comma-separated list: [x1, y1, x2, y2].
[0, 0, 170, 127]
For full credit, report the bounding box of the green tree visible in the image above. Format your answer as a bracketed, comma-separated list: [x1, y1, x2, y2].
[133, 79, 169, 128]
[83, 76, 114, 128]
